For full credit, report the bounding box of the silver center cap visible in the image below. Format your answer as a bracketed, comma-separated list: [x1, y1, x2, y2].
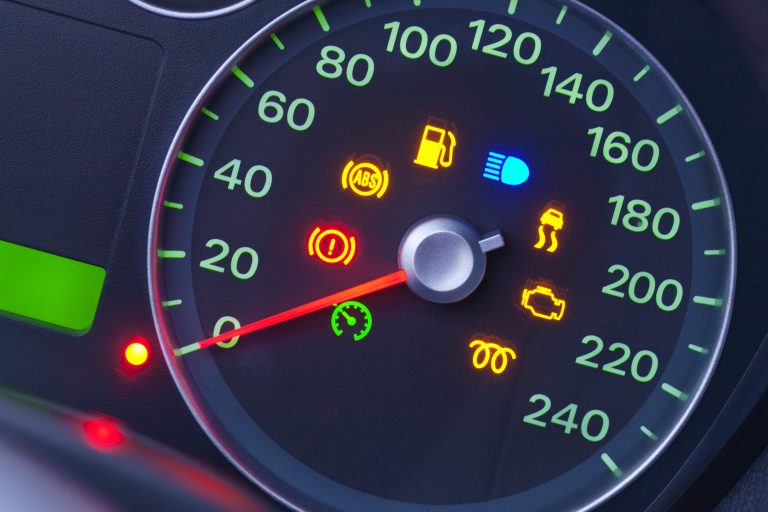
[398, 215, 504, 303]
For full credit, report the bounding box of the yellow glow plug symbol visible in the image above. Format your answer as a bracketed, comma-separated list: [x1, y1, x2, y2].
[534, 207, 564, 253]
[469, 339, 517, 374]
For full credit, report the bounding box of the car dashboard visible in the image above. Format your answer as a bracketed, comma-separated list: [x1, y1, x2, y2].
[0, 0, 767, 510]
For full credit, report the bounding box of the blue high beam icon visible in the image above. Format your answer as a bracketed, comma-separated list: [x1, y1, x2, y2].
[483, 152, 530, 186]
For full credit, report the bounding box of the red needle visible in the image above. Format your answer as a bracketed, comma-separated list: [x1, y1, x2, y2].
[174, 269, 408, 356]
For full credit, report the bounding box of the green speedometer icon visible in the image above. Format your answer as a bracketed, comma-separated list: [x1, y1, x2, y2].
[330, 301, 372, 342]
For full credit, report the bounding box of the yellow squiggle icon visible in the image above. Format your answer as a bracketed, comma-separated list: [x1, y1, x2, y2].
[469, 339, 517, 374]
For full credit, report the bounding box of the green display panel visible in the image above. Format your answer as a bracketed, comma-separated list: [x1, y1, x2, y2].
[0, 240, 105, 335]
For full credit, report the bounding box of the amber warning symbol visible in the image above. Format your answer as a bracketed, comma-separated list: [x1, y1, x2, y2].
[341, 160, 389, 198]
[308, 224, 357, 266]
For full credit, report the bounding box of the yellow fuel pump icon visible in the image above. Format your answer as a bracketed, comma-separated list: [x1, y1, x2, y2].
[414, 120, 456, 170]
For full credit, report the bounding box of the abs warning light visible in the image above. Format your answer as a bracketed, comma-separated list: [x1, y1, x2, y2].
[521, 283, 566, 321]
[308, 224, 357, 265]
[341, 159, 389, 198]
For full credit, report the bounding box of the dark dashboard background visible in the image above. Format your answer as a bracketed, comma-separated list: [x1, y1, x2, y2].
[0, 0, 766, 510]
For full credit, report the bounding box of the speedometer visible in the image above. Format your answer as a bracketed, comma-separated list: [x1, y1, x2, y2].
[149, 1, 735, 510]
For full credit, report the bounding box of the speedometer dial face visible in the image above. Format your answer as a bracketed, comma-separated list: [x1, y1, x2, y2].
[149, 1, 735, 510]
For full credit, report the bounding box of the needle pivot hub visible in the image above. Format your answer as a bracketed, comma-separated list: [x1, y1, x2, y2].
[398, 215, 504, 304]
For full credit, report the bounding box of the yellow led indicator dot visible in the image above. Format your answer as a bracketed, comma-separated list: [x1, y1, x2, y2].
[307, 224, 357, 265]
[414, 119, 457, 170]
[124, 338, 149, 367]
[521, 283, 566, 321]
[534, 206, 565, 253]
[469, 339, 517, 374]
[341, 159, 389, 198]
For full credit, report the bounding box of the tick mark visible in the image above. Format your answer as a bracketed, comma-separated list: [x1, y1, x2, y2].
[593, 31, 613, 56]
[657, 104, 683, 125]
[693, 296, 723, 307]
[662, 383, 689, 401]
[691, 198, 721, 211]
[313, 6, 330, 31]
[633, 65, 650, 82]
[177, 152, 204, 168]
[601, 453, 623, 478]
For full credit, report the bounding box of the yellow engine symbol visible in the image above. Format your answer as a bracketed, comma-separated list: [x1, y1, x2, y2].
[341, 160, 389, 198]
[521, 285, 566, 321]
[469, 339, 517, 374]
[534, 207, 564, 253]
[414, 120, 456, 170]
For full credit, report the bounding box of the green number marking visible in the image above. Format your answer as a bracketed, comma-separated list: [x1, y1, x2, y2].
[384, 21, 458, 67]
[551, 403, 579, 434]
[213, 159, 273, 198]
[575, 335, 603, 369]
[576, 335, 659, 383]
[213, 315, 241, 349]
[468, 19, 541, 64]
[588, 127, 660, 172]
[602, 264, 684, 312]
[316, 45, 375, 87]
[199, 239, 259, 280]
[541, 67, 614, 112]
[608, 195, 681, 240]
[258, 90, 316, 131]
[523, 394, 610, 442]
[522, 393, 551, 427]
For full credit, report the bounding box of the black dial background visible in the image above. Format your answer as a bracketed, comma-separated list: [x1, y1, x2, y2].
[154, 1, 733, 510]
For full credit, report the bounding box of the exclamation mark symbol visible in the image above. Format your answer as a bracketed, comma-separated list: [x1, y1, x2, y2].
[327, 238, 336, 257]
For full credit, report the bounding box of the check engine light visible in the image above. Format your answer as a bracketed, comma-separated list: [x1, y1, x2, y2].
[308, 224, 357, 265]
[521, 284, 566, 321]
[341, 159, 389, 198]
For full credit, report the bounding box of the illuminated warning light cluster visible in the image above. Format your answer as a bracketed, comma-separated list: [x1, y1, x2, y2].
[308, 223, 357, 265]
[521, 283, 566, 321]
[534, 206, 565, 253]
[414, 119, 456, 170]
[483, 152, 530, 186]
[469, 339, 517, 374]
[341, 159, 389, 198]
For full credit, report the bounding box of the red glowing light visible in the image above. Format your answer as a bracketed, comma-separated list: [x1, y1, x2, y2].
[307, 224, 357, 265]
[82, 418, 124, 450]
[124, 338, 149, 366]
